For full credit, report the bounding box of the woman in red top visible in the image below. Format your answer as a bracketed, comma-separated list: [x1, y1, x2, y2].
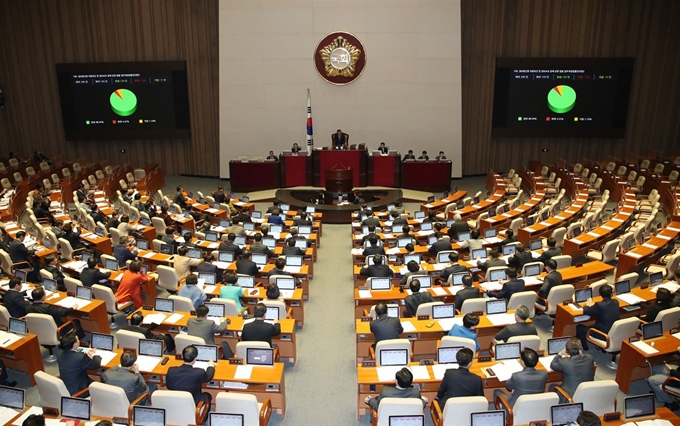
[115, 260, 148, 308]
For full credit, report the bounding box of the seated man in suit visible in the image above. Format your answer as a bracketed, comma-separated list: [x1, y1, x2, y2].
[370, 302, 403, 348]
[241, 303, 281, 347]
[57, 331, 102, 396]
[457, 229, 483, 251]
[113, 236, 138, 268]
[403, 150, 416, 160]
[537, 237, 562, 263]
[293, 211, 313, 226]
[361, 209, 381, 228]
[186, 305, 233, 359]
[448, 313, 481, 351]
[428, 232, 452, 257]
[536, 259, 562, 304]
[493, 305, 537, 342]
[331, 129, 348, 150]
[447, 214, 469, 241]
[549, 337, 595, 402]
[477, 248, 506, 271]
[282, 238, 305, 256]
[389, 210, 407, 227]
[218, 232, 243, 258]
[360, 254, 393, 278]
[439, 251, 468, 282]
[225, 217, 246, 237]
[362, 235, 385, 256]
[418, 150, 429, 160]
[404, 279, 434, 317]
[435, 151, 447, 161]
[499, 229, 518, 247]
[493, 348, 547, 408]
[266, 150, 278, 161]
[101, 349, 156, 403]
[80, 256, 112, 287]
[2, 277, 28, 318]
[376, 142, 389, 155]
[454, 274, 480, 311]
[123, 311, 175, 353]
[8, 230, 40, 282]
[640, 287, 674, 322]
[365, 368, 427, 419]
[647, 345, 680, 411]
[166, 345, 215, 406]
[400, 260, 427, 286]
[435, 348, 484, 407]
[159, 226, 178, 248]
[487, 267, 525, 301]
[249, 233, 275, 258]
[507, 243, 534, 270]
[27, 287, 85, 339]
[576, 284, 619, 350]
[195, 251, 219, 275]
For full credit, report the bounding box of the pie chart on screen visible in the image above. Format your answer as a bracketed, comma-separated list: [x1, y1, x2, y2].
[110, 89, 138, 117]
[547, 85, 576, 114]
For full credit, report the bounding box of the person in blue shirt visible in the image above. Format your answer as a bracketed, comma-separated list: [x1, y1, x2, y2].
[219, 271, 244, 312]
[267, 209, 285, 225]
[448, 313, 481, 351]
[178, 274, 207, 310]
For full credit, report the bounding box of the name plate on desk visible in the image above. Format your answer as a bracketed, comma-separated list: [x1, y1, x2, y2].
[229, 358, 244, 365]
[362, 360, 376, 367]
[361, 317, 373, 322]
[419, 359, 434, 365]
[417, 315, 430, 321]
[603, 412, 621, 421]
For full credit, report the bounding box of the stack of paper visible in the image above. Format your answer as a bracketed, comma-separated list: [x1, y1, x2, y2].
[409, 365, 430, 380]
[0, 331, 22, 348]
[447, 286, 465, 296]
[538, 355, 556, 372]
[193, 361, 212, 371]
[55, 296, 91, 309]
[386, 247, 402, 255]
[235, 365, 254, 380]
[490, 359, 523, 381]
[431, 287, 448, 296]
[437, 317, 463, 331]
[631, 340, 659, 355]
[142, 313, 168, 325]
[486, 313, 516, 326]
[432, 363, 457, 380]
[136, 355, 162, 372]
[401, 322, 416, 332]
[651, 283, 680, 293]
[142, 251, 156, 258]
[480, 282, 503, 291]
[90, 349, 118, 366]
[616, 293, 645, 305]
[633, 420, 674, 426]
[165, 313, 184, 324]
[377, 366, 404, 382]
[358, 290, 372, 299]
[283, 266, 301, 273]
[280, 290, 294, 299]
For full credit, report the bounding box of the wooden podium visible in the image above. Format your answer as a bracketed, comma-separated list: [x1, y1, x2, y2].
[325, 168, 353, 193]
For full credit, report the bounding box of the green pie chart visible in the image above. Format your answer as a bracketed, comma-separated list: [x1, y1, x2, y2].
[110, 88, 137, 117]
[547, 85, 576, 114]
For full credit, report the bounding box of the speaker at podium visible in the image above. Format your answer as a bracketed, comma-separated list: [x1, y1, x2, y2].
[325, 165, 353, 193]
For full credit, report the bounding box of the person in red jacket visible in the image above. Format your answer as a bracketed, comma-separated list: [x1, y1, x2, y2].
[115, 260, 148, 308]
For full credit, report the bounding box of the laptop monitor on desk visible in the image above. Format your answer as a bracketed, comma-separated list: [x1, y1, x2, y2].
[0, 386, 24, 410]
[187, 248, 201, 259]
[205, 231, 219, 242]
[136, 239, 149, 251]
[209, 413, 244, 426]
[397, 237, 412, 248]
[523, 264, 541, 277]
[61, 397, 91, 421]
[547, 337, 571, 355]
[457, 232, 470, 241]
[295, 239, 308, 249]
[451, 273, 466, 286]
[198, 272, 217, 285]
[502, 245, 516, 256]
[432, 304, 456, 319]
[529, 240, 542, 251]
[246, 347, 274, 366]
[276, 277, 296, 290]
[437, 346, 462, 364]
[262, 237, 276, 248]
[470, 411, 505, 426]
[13, 270, 26, 283]
[525, 216, 535, 227]
[252, 254, 268, 266]
[387, 306, 400, 318]
[286, 255, 303, 267]
[91, 332, 114, 352]
[403, 254, 421, 265]
[649, 271, 664, 285]
[104, 258, 119, 271]
[159, 244, 174, 255]
[237, 275, 255, 288]
[243, 222, 255, 232]
[471, 248, 487, 260]
[574, 288, 592, 303]
[133, 406, 166, 426]
[486, 299, 507, 315]
[218, 251, 235, 263]
[641, 321, 664, 340]
[413, 275, 432, 288]
[298, 225, 312, 235]
[414, 211, 426, 220]
[379, 349, 408, 366]
[489, 268, 507, 282]
[139, 339, 164, 358]
[551, 403, 584, 426]
[494, 342, 521, 361]
[388, 415, 424, 426]
[251, 211, 262, 219]
[265, 307, 279, 321]
[421, 222, 433, 232]
[205, 303, 225, 318]
[615, 280, 631, 294]
[8, 318, 27, 336]
[234, 236, 247, 246]
[484, 228, 497, 239]
[154, 297, 174, 313]
[269, 224, 283, 234]
[624, 394, 656, 419]
[76, 286, 92, 301]
[195, 344, 219, 363]
[42, 278, 57, 292]
[370, 277, 391, 291]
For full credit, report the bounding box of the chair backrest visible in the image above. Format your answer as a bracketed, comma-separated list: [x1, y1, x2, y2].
[485, 266, 507, 282]
[636, 176, 646, 187]
[588, 279, 609, 297]
[64, 277, 83, 294]
[0, 305, 10, 328]
[664, 253, 680, 278]
[368, 304, 400, 320]
[0, 178, 11, 190]
[441, 396, 489, 426]
[669, 170, 679, 182]
[236, 341, 270, 360]
[13, 172, 23, 183]
[657, 307, 680, 332]
[513, 392, 559, 425]
[414, 301, 444, 318]
[268, 274, 291, 285]
[375, 339, 411, 366]
[169, 295, 195, 312]
[175, 334, 205, 354]
[0, 249, 15, 275]
[157, 265, 180, 292]
[618, 272, 639, 286]
[152, 239, 163, 252]
[261, 299, 287, 320]
[215, 393, 262, 426]
[116, 329, 145, 350]
[572, 380, 618, 416]
[440, 336, 476, 354]
[376, 398, 424, 426]
[544, 285, 575, 315]
[616, 165, 626, 177]
[606, 162, 616, 172]
[58, 237, 75, 260]
[507, 291, 537, 318]
[152, 217, 167, 235]
[92, 284, 121, 314]
[551, 227, 567, 248]
[640, 159, 650, 169]
[627, 170, 638, 183]
[209, 298, 241, 317]
[461, 298, 487, 315]
[25, 313, 59, 346]
[520, 261, 543, 277]
[95, 170, 105, 180]
[151, 390, 198, 426]
[552, 255, 572, 269]
[507, 335, 541, 351]
[35, 371, 69, 408]
[605, 317, 641, 352]
[509, 217, 523, 234]
[654, 163, 665, 174]
[600, 239, 620, 263]
[89, 381, 131, 418]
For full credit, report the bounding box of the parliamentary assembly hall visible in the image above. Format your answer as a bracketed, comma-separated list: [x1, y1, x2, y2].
[0, 0, 679, 425]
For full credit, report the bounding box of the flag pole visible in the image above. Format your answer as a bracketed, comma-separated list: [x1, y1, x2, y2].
[306, 88, 314, 153]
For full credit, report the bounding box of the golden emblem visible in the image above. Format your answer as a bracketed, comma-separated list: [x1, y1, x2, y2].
[318, 36, 362, 78]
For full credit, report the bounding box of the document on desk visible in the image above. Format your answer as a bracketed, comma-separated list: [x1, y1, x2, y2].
[90, 349, 118, 366]
[437, 317, 463, 331]
[417, 230, 434, 237]
[136, 355, 162, 372]
[652, 283, 680, 293]
[570, 238, 584, 245]
[283, 266, 301, 274]
[143, 251, 156, 258]
[377, 366, 404, 382]
[280, 290, 294, 299]
[539, 355, 557, 372]
[385, 247, 402, 255]
[358, 290, 372, 299]
[11, 406, 43, 425]
[142, 313, 168, 325]
[430, 287, 448, 296]
[165, 313, 184, 324]
[235, 365, 254, 380]
[523, 276, 542, 286]
[486, 313, 516, 326]
[193, 361, 211, 371]
[351, 248, 363, 255]
[432, 363, 457, 380]
[401, 321, 416, 332]
[409, 365, 430, 380]
[382, 233, 394, 239]
[616, 293, 646, 305]
[55, 297, 91, 310]
[634, 419, 674, 426]
[490, 359, 523, 382]
[480, 282, 503, 291]
[430, 263, 447, 271]
[626, 252, 644, 258]
[447, 286, 465, 296]
[642, 243, 658, 250]
[631, 340, 659, 355]
[0, 407, 19, 426]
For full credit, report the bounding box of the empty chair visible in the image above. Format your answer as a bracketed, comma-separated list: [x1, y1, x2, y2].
[151, 390, 209, 426]
[586, 239, 619, 263]
[90, 381, 148, 418]
[640, 159, 650, 169]
[627, 170, 638, 184]
[175, 334, 205, 354]
[616, 165, 626, 178]
[414, 301, 445, 319]
[546, 177, 561, 195]
[507, 291, 537, 318]
[72, 162, 82, 174]
[371, 398, 424, 426]
[35, 371, 86, 408]
[63, 277, 83, 295]
[572, 163, 583, 175]
[496, 392, 558, 425]
[656, 307, 680, 332]
[645, 253, 680, 279]
[157, 265, 180, 293]
[0, 249, 31, 276]
[430, 395, 489, 426]
[550, 227, 567, 248]
[58, 237, 85, 261]
[460, 298, 487, 315]
[152, 217, 167, 236]
[653, 163, 665, 175]
[236, 341, 280, 363]
[555, 380, 619, 416]
[169, 295, 195, 312]
[535, 284, 575, 317]
[25, 313, 71, 362]
[372, 339, 412, 365]
[618, 272, 640, 287]
[551, 255, 572, 270]
[587, 317, 640, 368]
[0, 306, 10, 328]
[261, 299, 291, 320]
[506, 335, 541, 351]
[631, 175, 646, 193]
[215, 392, 272, 426]
[95, 169, 105, 181]
[0, 178, 11, 190]
[62, 167, 71, 178]
[439, 336, 477, 354]
[116, 329, 145, 351]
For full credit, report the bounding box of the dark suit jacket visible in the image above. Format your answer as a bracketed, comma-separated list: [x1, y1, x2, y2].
[173, 193, 188, 209]
[478, 257, 506, 271]
[506, 367, 548, 406]
[3, 289, 29, 318]
[282, 246, 304, 256]
[241, 319, 281, 347]
[538, 271, 563, 299]
[440, 264, 468, 281]
[218, 241, 243, 258]
[195, 262, 219, 275]
[57, 350, 102, 395]
[487, 278, 525, 301]
[80, 267, 112, 287]
[106, 218, 121, 230]
[428, 240, 452, 256]
[500, 236, 518, 247]
[266, 268, 292, 278]
[583, 298, 620, 333]
[121, 324, 155, 339]
[113, 244, 137, 267]
[455, 287, 480, 311]
[44, 265, 65, 287]
[250, 242, 274, 257]
[26, 302, 73, 326]
[508, 251, 534, 269]
[494, 321, 537, 342]
[550, 353, 595, 396]
[360, 265, 393, 278]
[363, 245, 385, 256]
[404, 292, 434, 316]
[449, 220, 470, 239]
[436, 367, 484, 407]
[362, 217, 381, 228]
[331, 132, 348, 148]
[64, 228, 83, 250]
[236, 259, 259, 276]
[641, 301, 673, 322]
[537, 247, 562, 263]
[366, 386, 425, 410]
[8, 240, 31, 264]
[166, 364, 215, 405]
[370, 316, 403, 345]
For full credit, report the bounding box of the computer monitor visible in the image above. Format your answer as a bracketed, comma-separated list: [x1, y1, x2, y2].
[61, 397, 91, 421]
[432, 304, 456, 319]
[388, 415, 424, 426]
[269, 224, 283, 233]
[209, 413, 244, 426]
[484, 228, 497, 239]
[547, 337, 571, 355]
[624, 394, 655, 419]
[421, 222, 433, 231]
[529, 240, 542, 251]
[205, 231, 219, 242]
[641, 321, 664, 340]
[451, 273, 466, 286]
[234, 236, 247, 245]
[8, 318, 27, 336]
[437, 346, 462, 364]
[298, 225, 312, 235]
[487, 207, 497, 217]
[141, 217, 151, 227]
[295, 239, 308, 249]
[219, 219, 230, 228]
[246, 347, 274, 366]
[76, 286, 92, 300]
[280, 203, 290, 212]
[13, 270, 26, 283]
[551, 403, 584, 426]
[194, 344, 219, 363]
[243, 222, 255, 232]
[446, 219, 455, 228]
[241, 196, 250, 203]
[541, 210, 550, 221]
[286, 255, 303, 267]
[489, 269, 507, 282]
[0, 386, 24, 410]
[437, 252, 452, 263]
[525, 216, 535, 227]
[502, 245, 516, 256]
[470, 411, 505, 426]
[218, 251, 235, 263]
[427, 196, 435, 203]
[305, 206, 315, 213]
[136, 239, 149, 251]
[198, 272, 216, 285]
[397, 237, 412, 248]
[649, 271, 664, 285]
[251, 211, 262, 219]
[486, 299, 507, 315]
[414, 211, 426, 220]
[574, 288, 592, 303]
[42, 278, 57, 292]
[133, 406, 166, 426]
[414, 276, 432, 288]
[370, 277, 391, 291]
[187, 248, 202, 259]
[265, 307, 279, 321]
[471, 248, 487, 260]
[404, 254, 421, 265]
[139, 339, 164, 358]
[159, 244, 174, 255]
[523, 264, 541, 277]
[427, 235, 437, 245]
[262, 237, 276, 248]
[251, 254, 268, 266]
[494, 342, 521, 361]
[457, 232, 471, 241]
[94, 226, 106, 237]
[154, 297, 175, 313]
[572, 226, 582, 238]
[387, 306, 400, 318]
[182, 210, 190, 218]
[205, 302, 225, 318]
[276, 277, 296, 290]
[615, 280, 631, 294]
[105, 258, 119, 271]
[237, 275, 255, 288]
[91, 332, 114, 352]
[379, 349, 408, 366]
[141, 264, 148, 275]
